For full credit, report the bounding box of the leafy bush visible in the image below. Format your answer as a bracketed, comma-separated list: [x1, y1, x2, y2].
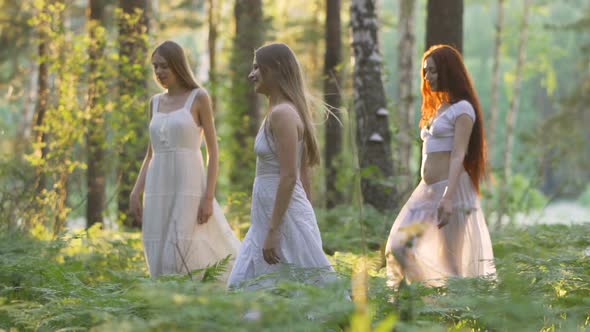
[481, 172, 549, 223]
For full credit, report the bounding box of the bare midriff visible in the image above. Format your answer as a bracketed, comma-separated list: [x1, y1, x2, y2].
[421, 151, 451, 184]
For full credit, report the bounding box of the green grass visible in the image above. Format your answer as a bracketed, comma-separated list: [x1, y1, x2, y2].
[0, 222, 589, 331]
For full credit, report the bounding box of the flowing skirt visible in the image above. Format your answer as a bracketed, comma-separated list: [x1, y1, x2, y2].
[143, 150, 241, 281]
[227, 175, 335, 290]
[385, 171, 495, 287]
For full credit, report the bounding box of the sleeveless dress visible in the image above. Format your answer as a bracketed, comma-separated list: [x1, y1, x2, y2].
[142, 89, 240, 280]
[227, 119, 335, 289]
[385, 101, 495, 287]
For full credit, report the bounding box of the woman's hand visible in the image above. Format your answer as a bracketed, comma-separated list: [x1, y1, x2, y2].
[437, 197, 453, 229]
[197, 197, 214, 224]
[129, 190, 143, 225]
[263, 228, 281, 264]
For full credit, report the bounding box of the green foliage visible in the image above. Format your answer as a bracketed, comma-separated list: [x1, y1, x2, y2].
[2, 223, 589, 330]
[481, 173, 549, 223]
[317, 204, 394, 254]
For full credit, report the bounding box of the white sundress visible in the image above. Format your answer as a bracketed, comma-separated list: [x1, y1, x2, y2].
[142, 88, 240, 281]
[227, 118, 335, 289]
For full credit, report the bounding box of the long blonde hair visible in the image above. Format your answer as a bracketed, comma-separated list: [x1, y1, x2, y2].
[152, 40, 200, 90]
[255, 43, 320, 167]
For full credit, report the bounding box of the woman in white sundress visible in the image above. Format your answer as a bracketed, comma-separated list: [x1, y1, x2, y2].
[385, 45, 495, 287]
[227, 43, 334, 289]
[130, 40, 240, 280]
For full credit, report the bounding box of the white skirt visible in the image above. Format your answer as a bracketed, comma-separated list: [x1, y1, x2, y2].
[227, 175, 335, 290]
[385, 171, 496, 286]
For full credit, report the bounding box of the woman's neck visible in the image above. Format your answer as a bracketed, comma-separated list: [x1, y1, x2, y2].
[267, 87, 289, 107]
[166, 83, 189, 96]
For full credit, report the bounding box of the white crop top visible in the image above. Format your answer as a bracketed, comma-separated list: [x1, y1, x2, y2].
[420, 100, 476, 154]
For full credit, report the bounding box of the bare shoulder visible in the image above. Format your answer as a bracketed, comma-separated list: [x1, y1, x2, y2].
[193, 88, 210, 106]
[269, 103, 301, 126]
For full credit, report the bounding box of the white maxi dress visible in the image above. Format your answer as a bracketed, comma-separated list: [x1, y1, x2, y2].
[227, 120, 334, 289]
[142, 88, 240, 280]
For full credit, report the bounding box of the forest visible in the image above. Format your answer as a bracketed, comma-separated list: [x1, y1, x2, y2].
[0, 0, 589, 330]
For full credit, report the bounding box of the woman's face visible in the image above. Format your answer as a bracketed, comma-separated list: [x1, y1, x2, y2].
[248, 56, 269, 94]
[423, 57, 439, 91]
[152, 52, 176, 88]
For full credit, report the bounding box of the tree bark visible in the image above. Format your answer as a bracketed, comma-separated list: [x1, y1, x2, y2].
[86, 0, 107, 229]
[397, 0, 417, 194]
[489, 0, 504, 160]
[208, 0, 219, 113]
[351, 0, 396, 211]
[33, 3, 50, 194]
[324, 0, 343, 209]
[229, 0, 264, 193]
[425, 0, 463, 53]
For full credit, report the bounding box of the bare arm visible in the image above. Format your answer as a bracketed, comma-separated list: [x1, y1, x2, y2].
[268, 105, 301, 230]
[262, 104, 302, 264]
[130, 97, 154, 224]
[131, 97, 154, 195]
[438, 114, 473, 228]
[194, 89, 218, 201]
[300, 162, 312, 202]
[445, 114, 474, 200]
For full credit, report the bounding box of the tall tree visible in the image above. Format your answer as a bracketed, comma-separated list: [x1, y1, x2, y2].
[496, 0, 532, 228]
[208, 0, 219, 113]
[351, 0, 396, 211]
[489, 0, 504, 158]
[117, 0, 149, 227]
[425, 0, 463, 53]
[228, 0, 264, 193]
[33, 2, 50, 194]
[504, 0, 532, 178]
[324, 0, 343, 208]
[397, 0, 417, 193]
[86, 0, 107, 228]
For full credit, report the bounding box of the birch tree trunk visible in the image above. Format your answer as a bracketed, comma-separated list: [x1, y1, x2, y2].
[489, 0, 504, 159]
[397, 0, 417, 194]
[351, 0, 396, 211]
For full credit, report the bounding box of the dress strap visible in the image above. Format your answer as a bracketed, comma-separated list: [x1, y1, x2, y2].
[183, 88, 200, 111]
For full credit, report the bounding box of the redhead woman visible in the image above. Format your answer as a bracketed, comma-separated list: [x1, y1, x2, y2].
[385, 45, 496, 287]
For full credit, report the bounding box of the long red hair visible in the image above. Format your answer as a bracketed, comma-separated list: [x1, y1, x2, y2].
[420, 45, 487, 192]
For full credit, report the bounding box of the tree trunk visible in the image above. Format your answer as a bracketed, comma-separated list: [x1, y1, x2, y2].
[208, 0, 219, 113]
[33, 3, 50, 194]
[425, 0, 463, 53]
[496, 0, 531, 228]
[397, 0, 417, 194]
[324, 0, 343, 209]
[228, 0, 264, 193]
[117, 0, 149, 227]
[503, 0, 531, 178]
[86, 0, 107, 229]
[351, 0, 396, 212]
[489, 0, 504, 161]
